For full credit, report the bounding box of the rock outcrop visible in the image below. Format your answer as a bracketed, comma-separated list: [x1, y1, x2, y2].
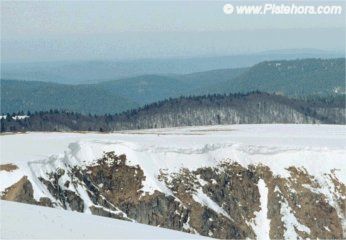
[1, 152, 345, 239]
[1, 176, 53, 207]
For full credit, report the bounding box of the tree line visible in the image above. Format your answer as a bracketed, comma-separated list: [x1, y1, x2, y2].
[1, 92, 345, 132]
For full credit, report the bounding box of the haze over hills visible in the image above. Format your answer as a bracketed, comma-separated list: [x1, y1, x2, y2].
[1, 69, 245, 114]
[97, 67, 247, 104]
[1, 49, 343, 84]
[99, 58, 345, 104]
[0, 80, 138, 115]
[1, 58, 344, 115]
[210, 58, 346, 96]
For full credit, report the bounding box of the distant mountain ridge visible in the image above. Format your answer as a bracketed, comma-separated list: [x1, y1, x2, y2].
[2, 50, 343, 84]
[1, 58, 345, 115]
[97, 67, 247, 104]
[0, 80, 138, 115]
[210, 58, 345, 96]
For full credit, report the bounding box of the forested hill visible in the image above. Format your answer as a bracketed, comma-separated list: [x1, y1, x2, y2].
[2, 92, 344, 132]
[0, 80, 138, 115]
[96, 58, 346, 103]
[2, 58, 345, 115]
[210, 58, 346, 96]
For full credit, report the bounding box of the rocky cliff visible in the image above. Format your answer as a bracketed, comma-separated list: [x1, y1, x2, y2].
[1, 138, 345, 239]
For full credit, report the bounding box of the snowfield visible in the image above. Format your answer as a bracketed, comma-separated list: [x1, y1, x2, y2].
[1, 124, 345, 239]
[0, 200, 206, 239]
[1, 124, 345, 193]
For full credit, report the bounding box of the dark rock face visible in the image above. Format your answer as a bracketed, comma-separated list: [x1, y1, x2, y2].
[2, 152, 345, 239]
[89, 206, 128, 220]
[39, 170, 84, 212]
[38, 197, 54, 207]
[123, 192, 188, 230]
[76, 152, 189, 231]
[159, 166, 256, 238]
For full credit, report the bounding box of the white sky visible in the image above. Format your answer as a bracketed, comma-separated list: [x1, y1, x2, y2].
[1, 1, 345, 62]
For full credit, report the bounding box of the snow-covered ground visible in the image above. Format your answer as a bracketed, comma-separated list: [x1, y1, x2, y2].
[1, 124, 345, 195]
[0, 115, 29, 120]
[0, 200, 206, 239]
[1, 124, 345, 238]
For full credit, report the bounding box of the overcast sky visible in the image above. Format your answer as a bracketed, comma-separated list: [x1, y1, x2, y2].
[1, 1, 345, 62]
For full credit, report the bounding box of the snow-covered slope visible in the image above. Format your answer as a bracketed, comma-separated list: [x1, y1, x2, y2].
[1, 124, 345, 194]
[0, 200, 206, 239]
[1, 124, 345, 239]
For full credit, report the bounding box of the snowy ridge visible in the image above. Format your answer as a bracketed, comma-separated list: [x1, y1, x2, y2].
[1, 124, 345, 239]
[22, 138, 346, 201]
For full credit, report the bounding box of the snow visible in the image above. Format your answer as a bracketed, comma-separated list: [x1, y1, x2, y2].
[1, 124, 345, 198]
[0, 200, 206, 239]
[302, 175, 346, 233]
[192, 188, 232, 221]
[182, 216, 198, 234]
[273, 186, 311, 238]
[0, 115, 29, 120]
[250, 179, 270, 239]
[12, 115, 29, 120]
[196, 174, 208, 186]
[280, 199, 311, 238]
[0, 167, 24, 193]
[0, 124, 345, 238]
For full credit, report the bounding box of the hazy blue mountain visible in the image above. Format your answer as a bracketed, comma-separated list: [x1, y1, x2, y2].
[98, 68, 247, 104]
[0, 67, 246, 114]
[0, 80, 138, 115]
[98, 58, 345, 104]
[1, 58, 344, 115]
[98, 75, 186, 104]
[2, 50, 343, 84]
[210, 58, 345, 96]
[178, 67, 248, 92]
